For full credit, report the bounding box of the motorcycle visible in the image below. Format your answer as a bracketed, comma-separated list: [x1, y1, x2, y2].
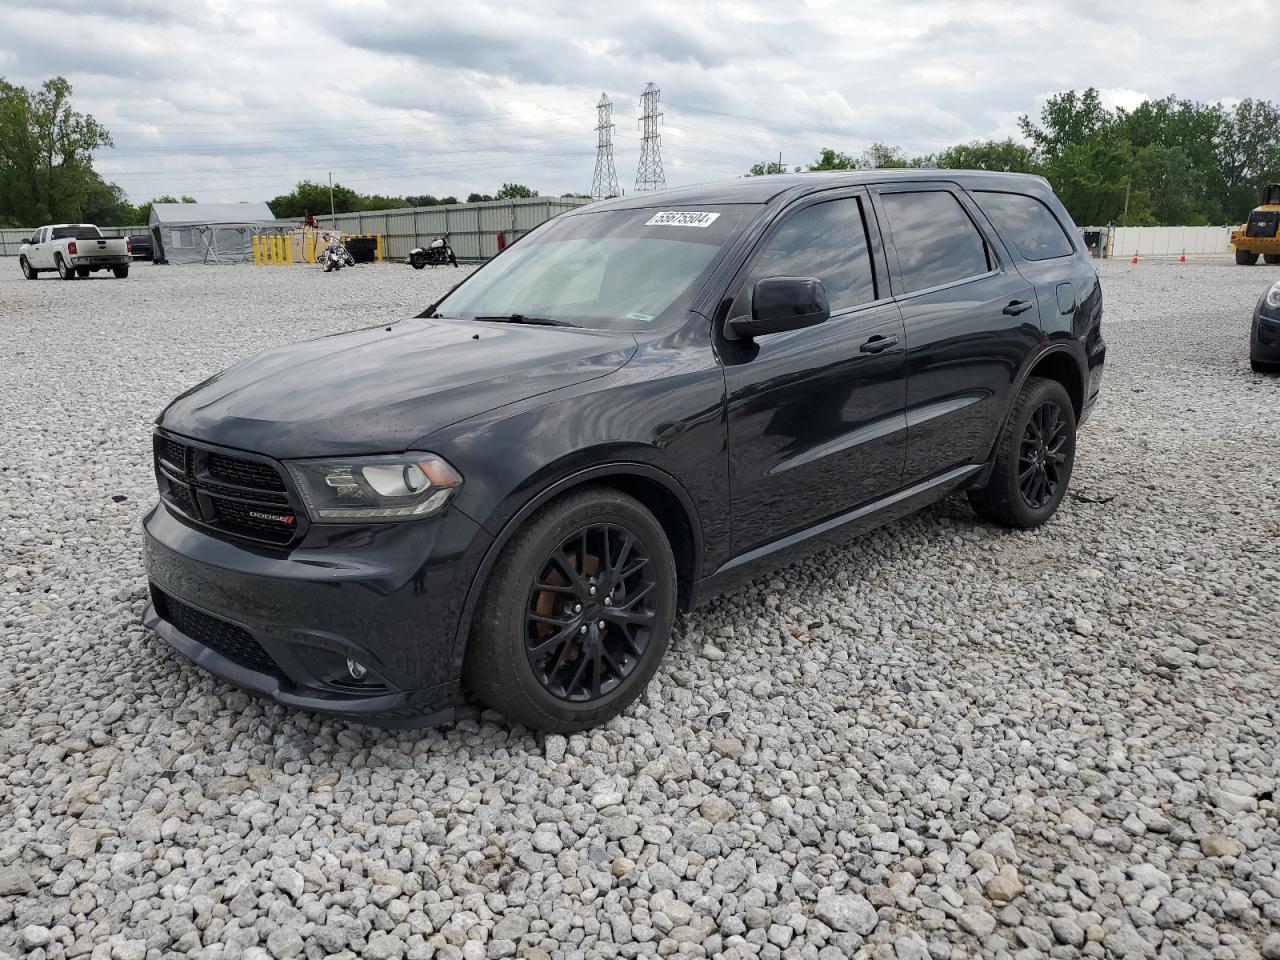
[409, 232, 458, 269]
[317, 233, 356, 272]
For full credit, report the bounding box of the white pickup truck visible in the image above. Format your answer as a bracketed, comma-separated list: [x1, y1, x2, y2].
[19, 224, 132, 280]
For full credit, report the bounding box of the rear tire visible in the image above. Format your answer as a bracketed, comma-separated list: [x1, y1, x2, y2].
[19, 257, 37, 280]
[968, 377, 1076, 529]
[112, 265, 129, 278]
[1252, 358, 1280, 374]
[56, 255, 75, 280]
[1236, 250, 1260, 265]
[464, 487, 678, 732]
[1264, 254, 1280, 265]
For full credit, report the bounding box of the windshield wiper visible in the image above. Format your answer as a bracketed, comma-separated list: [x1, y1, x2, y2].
[470, 314, 578, 328]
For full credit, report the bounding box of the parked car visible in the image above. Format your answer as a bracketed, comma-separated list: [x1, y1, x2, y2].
[143, 170, 1105, 732]
[1251, 279, 1280, 372]
[129, 233, 154, 261]
[19, 224, 132, 279]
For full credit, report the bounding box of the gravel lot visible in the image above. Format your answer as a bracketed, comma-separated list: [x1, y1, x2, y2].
[1, 257, 1278, 960]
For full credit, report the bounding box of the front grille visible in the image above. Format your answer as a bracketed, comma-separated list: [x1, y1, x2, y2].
[207, 497, 298, 543]
[153, 434, 301, 546]
[151, 585, 282, 677]
[208, 452, 286, 491]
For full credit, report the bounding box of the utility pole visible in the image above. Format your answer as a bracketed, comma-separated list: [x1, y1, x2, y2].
[1122, 177, 1131, 223]
[329, 172, 336, 228]
[590, 93, 620, 199]
[635, 82, 666, 192]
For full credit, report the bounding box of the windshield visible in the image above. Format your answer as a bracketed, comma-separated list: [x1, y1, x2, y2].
[433, 205, 751, 330]
[52, 226, 102, 240]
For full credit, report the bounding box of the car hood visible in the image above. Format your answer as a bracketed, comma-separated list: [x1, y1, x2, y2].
[157, 318, 637, 459]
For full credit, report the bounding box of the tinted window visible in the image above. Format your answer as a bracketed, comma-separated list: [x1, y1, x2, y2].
[747, 197, 876, 312]
[880, 191, 991, 293]
[976, 191, 1074, 261]
[51, 226, 103, 240]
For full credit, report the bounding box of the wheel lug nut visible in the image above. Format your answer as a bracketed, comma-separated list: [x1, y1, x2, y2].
[603, 597, 612, 606]
[589, 586, 596, 595]
[573, 603, 582, 613]
[598, 620, 606, 628]
[579, 625, 587, 634]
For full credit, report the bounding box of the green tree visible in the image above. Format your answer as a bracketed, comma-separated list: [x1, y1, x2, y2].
[0, 75, 114, 226]
[807, 147, 858, 171]
[467, 192, 495, 203]
[268, 180, 366, 219]
[1019, 88, 1112, 163]
[935, 139, 1039, 173]
[439, 195, 459, 205]
[747, 160, 788, 176]
[495, 183, 537, 199]
[860, 142, 911, 169]
[79, 176, 139, 224]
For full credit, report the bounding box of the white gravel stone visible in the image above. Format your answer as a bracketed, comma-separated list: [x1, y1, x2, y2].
[1, 258, 1279, 959]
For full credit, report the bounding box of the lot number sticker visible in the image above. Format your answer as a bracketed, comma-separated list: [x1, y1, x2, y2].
[645, 211, 721, 228]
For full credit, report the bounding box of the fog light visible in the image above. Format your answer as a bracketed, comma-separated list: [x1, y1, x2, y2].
[346, 658, 368, 680]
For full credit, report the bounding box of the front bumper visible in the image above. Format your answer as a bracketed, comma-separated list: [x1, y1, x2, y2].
[1253, 306, 1280, 362]
[142, 500, 491, 727]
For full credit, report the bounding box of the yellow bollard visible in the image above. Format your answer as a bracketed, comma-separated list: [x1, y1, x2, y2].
[306, 234, 315, 264]
[376, 234, 384, 262]
[252, 235, 261, 265]
[285, 235, 293, 265]
[273, 235, 283, 265]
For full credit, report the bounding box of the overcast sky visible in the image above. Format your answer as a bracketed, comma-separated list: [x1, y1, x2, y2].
[1, 0, 1276, 204]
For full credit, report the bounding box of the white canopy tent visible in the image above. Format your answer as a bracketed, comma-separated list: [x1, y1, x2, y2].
[149, 202, 289, 264]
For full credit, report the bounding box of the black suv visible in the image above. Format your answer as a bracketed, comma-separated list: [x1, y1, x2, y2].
[143, 171, 1105, 732]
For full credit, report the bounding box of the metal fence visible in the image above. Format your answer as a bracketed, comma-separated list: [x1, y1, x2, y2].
[322, 196, 592, 261]
[1, 224, 147, 257]
[1, 197, 591, 260]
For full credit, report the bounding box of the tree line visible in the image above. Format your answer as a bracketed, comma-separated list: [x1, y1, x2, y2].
[750, 89, 1280, 226]
[4, 76, 1277, 229]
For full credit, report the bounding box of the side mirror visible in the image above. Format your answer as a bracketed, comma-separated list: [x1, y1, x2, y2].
[726, 276, 830, 340]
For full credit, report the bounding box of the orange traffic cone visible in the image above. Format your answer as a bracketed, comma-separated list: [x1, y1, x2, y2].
[1131, 250, 1139, 265]
[1180, 249, 1186, 263]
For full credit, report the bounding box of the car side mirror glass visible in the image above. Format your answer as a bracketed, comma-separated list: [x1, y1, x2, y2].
[726, 276, 830, 340]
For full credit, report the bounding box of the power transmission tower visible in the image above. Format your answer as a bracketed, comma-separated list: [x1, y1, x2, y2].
[590, 93, 620, 199]
[634, 82, 666, 192]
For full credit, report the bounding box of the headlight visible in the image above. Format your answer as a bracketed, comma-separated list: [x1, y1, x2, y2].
[1267, 281, 1280, 310]
[286, 453, 462, 522]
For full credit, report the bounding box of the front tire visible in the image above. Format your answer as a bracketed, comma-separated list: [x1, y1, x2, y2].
[1264, 254, 1280, 265]
[968, 377, 1076, 529]
[113, 265, 129, 278]
[56, 254, 76, 280]
[1252, 357, 1280, 374]
[1236, 250, 1260, 265]
[464, 487, 678, 732]
[19, 257, 37, 280]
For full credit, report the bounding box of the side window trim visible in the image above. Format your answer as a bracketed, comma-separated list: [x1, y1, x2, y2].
[727, 187, 892, 321]
[869, 183, 1005, 301]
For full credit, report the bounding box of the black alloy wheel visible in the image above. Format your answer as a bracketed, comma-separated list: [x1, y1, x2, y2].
[968, 376, 1076, 529]
[1018, 400, 1069, 509]
[525, 523, 658, 702]
[465, 486, 677, 732]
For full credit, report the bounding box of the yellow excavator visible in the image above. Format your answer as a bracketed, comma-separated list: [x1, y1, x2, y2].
[1232, 182, 1280, 265]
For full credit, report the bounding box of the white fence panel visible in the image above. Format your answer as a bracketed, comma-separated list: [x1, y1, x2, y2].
[1110, 226, 1233, 257]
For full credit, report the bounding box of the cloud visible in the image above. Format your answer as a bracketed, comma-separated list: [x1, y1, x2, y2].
[0, 0, 1275, 203]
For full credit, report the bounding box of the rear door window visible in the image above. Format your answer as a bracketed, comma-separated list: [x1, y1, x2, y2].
[747, 197, 877, 312]
[880, 191, 991, 293]
[975, 191, 1074, 261]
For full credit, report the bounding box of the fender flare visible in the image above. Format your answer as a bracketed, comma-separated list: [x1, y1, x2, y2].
[447, 461, 705, 674]
[985, 341, 1087, 465]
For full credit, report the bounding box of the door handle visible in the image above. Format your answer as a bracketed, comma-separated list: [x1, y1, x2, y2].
[859, 334, 899, 354]
[1003, 299, 1035, 316]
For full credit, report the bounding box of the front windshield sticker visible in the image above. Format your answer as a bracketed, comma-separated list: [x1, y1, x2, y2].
[644, 211, 721, 228]
[626, 312, 654, 322]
